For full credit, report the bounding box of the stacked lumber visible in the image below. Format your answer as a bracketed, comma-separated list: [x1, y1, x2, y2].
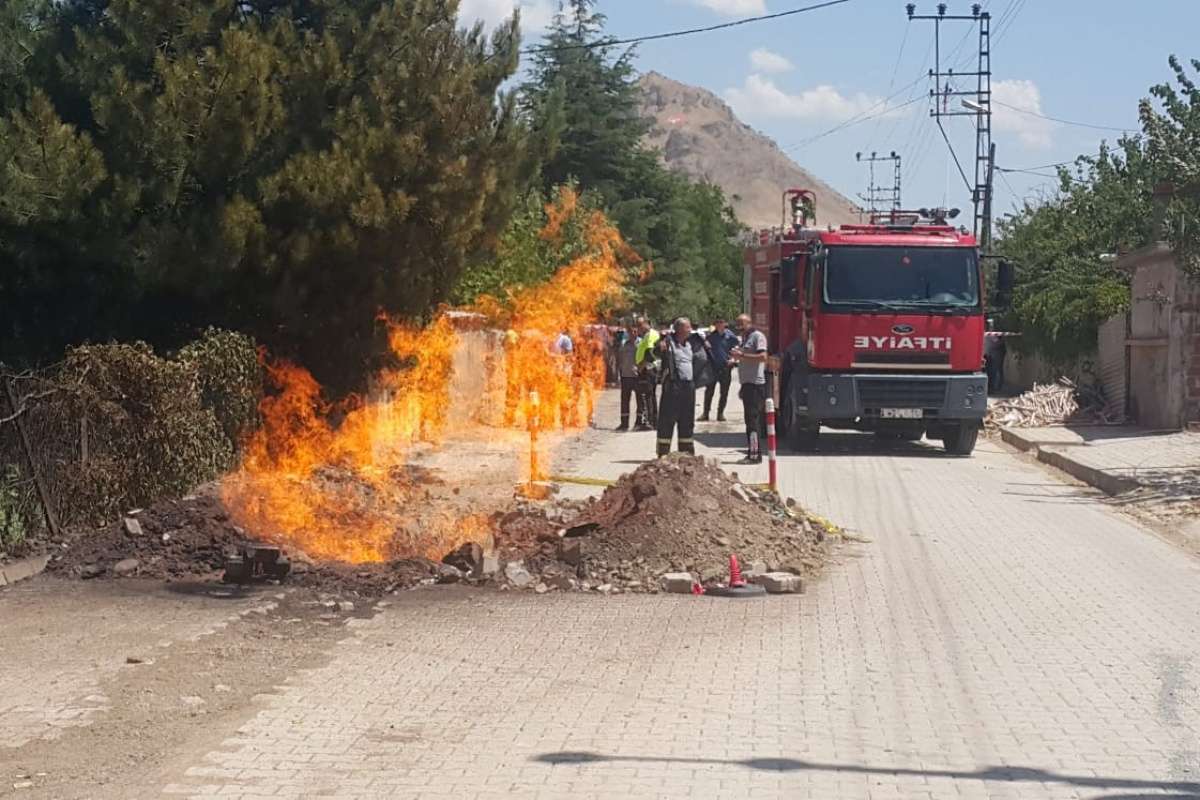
[986, 378, 1116, 429]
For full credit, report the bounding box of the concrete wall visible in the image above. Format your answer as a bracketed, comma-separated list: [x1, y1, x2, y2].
[1005, 348, 1096, 392]
[1120, 244, 1200, 430]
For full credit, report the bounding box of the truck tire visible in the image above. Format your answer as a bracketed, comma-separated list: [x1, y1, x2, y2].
[941, 423, 979, 456]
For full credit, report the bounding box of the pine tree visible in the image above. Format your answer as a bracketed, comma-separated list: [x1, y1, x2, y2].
[0, 0, 534, 389]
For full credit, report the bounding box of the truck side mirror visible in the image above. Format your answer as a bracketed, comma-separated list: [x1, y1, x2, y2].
[997, 260, 1015, 294]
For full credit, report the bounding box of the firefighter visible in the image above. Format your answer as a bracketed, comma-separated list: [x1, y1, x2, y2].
[733, 313, 769, 463]
[655, 317, 699, 457]
[633, 316, 659, 431]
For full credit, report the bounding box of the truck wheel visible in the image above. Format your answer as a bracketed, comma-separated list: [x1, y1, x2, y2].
[787, 425, 820, 452]
[941, 423, 979, 456]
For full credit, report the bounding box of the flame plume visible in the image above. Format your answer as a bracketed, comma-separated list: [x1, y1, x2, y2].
[220, 188, 632, 563]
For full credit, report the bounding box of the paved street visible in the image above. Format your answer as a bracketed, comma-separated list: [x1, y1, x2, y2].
[142, 387, 1200, 800]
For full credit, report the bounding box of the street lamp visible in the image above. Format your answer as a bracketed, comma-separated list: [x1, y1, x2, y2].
[961, 98, 985, 113]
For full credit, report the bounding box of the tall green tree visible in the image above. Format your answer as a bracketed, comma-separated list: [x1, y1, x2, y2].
[995, 139, 1153, 360]
[1141, 55, 1200, 273]
[519, 0, 743, 323]
[0, 0, 533, 390]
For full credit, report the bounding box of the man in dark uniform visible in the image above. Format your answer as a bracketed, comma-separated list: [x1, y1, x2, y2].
[700, 317, 738, 422]
[655, 317, 699, 457]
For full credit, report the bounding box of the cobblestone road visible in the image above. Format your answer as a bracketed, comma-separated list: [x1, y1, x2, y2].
[159, 390, 1200, 800]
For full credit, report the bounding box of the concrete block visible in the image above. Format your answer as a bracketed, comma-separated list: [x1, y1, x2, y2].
[659, 572, 696, 594]
[0, 554, 50, 586]
[752, 572, 803, 594]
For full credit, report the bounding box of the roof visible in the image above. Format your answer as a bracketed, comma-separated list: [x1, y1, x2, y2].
[817, 224, 976, 248]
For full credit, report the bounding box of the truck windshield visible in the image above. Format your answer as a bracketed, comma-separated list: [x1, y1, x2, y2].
[824, 245, 979, 310]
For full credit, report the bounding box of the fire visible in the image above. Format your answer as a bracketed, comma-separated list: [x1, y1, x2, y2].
[220, 188, 632, 563]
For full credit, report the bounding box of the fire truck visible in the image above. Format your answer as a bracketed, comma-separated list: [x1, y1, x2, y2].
[744, 190, 988, 456]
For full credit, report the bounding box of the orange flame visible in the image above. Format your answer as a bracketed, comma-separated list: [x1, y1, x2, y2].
[220, 188, 632, 563]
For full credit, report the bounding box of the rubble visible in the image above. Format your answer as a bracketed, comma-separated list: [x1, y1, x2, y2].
[987, 378, 1117, 429]
[48, 455, 837, 600]
[492, 455, 834, 594]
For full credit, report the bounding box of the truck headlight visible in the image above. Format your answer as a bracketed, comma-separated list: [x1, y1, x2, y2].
[829, 396, 838, 406]
[964, 398, 973, 408]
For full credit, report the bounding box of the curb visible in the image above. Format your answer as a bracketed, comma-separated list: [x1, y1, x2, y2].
[0, 554, 50, 587]
[1001, 427, 1140, 496]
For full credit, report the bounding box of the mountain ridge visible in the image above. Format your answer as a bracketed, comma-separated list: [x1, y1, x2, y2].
[638, 71, 860, 230]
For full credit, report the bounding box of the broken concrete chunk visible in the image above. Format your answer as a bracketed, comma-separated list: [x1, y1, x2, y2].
[559, 537, 583, 566]
[79, 564, 104, 579]
[752, 572, 803, 594]
[480, 554, 501, 577]
[112, 558, 140, 577]
[442, 541, 482, 574]
[504, 561, 534, 588]
[122, 517, 143, 537]
[659, 572, 696, 594]
[436, 564, 464, 584]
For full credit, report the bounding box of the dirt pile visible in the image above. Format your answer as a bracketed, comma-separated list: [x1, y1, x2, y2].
[47, 456, 837, 598]
[46, 485, 444, 596]
[493, 455, 835, 593]
[987, 378, 1117, 429]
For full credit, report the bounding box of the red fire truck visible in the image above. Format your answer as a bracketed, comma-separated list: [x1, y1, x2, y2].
[744, 190, 988, 456]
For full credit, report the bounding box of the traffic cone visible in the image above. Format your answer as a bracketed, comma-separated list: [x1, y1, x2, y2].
[728, 554, 746, 587]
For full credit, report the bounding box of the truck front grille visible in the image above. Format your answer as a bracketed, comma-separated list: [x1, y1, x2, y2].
[858, 378, 948, 408]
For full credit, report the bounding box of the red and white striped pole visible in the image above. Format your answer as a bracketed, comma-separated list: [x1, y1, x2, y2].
[765, 398, 778, 493]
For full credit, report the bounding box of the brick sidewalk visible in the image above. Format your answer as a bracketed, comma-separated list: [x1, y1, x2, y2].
[158, 390, 1200, 799]
[1002, 425, 1200, 507]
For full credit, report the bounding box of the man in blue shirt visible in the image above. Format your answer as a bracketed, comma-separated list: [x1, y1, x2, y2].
[700, 318, 738, 422]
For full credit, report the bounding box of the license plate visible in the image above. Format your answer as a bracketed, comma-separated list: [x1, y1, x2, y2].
[880, 408, 923, 419]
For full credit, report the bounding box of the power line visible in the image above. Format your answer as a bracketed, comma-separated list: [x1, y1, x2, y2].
[993, 100, 1136, 133]
[521, 0, 851, 54]
[783, 92, 924, 151]
[937, 119, 973, 193]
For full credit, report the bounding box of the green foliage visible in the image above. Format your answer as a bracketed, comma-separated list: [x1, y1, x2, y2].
[0, 465, 27, 550]
[0, 330, 260, 532]
[57, 341, 233, 522]
[518, 0, 744, 323]
[453, 189, 596, 304]
[178, 328, 263, 450]
[996, 139, 1153, 360]
[0, 0, 532, 390]
[1140, 55, 1200, 274]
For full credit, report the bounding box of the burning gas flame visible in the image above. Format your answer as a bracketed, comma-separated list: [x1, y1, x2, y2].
[220, 188, 631, 563]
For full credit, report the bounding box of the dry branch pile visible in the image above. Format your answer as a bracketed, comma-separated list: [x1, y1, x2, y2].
[986, 378, 1116, 429]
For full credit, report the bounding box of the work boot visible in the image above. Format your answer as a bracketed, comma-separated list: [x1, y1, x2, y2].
[717, 414, 727, 422]
[698, 412, 710, 422]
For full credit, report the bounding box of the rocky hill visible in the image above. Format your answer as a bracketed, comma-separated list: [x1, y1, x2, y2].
[639, 71, 860, 230]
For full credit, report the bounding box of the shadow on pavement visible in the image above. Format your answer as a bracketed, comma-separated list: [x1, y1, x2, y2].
[693, 430, 956, 459]
[531, 751, 1200, 795]
[161, 580, 269, 600]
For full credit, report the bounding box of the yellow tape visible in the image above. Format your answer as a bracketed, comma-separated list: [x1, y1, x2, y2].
[548, 474, 616, 487]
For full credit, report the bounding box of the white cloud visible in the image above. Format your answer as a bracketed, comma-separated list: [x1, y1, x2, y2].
[688, 0, 768, 14]
[458, 0, 554, 34]
[992, 79, 1055, 149]
[749, 48, 793, 74]
[724, 75, 892, 123]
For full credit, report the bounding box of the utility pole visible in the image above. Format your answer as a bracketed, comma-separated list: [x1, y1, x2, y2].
[906, 3, 993, 245]
[856, 151, 903, 218]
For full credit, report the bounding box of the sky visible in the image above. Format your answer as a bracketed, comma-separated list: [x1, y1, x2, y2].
[460, 0, 1200, 228]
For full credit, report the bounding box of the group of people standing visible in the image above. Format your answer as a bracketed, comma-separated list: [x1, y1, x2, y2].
[613, 314, 769, 464]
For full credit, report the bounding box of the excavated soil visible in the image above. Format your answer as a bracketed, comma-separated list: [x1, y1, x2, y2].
[495, 455, 834, 591]
[47, 456, 835, 597]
